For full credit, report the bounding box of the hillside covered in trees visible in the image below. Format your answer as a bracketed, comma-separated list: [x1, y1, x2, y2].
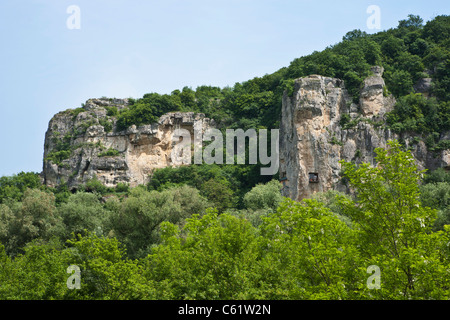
[0, 15, 449, 300]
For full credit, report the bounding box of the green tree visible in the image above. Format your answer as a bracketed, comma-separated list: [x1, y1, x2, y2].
[66, 233, 155, 299]
[1, 189, 62, 256]
[420, 182, 450, 231]
[423, 168, 450, 184]
[343, 29, 368, 41]
[180, 86, 196, 110]
[144, 208, 261, 299]
[385, 70, 413, 97]
[257, 198, 362, 299]
[243, 180, 283, 211]
[58, 192, 109, 239]
[386, 93, 442, 135]
[0, 172, 42, 203]
[82, 176, 108, 194]
[339, 140, 450, 299]
[116, 92, 182, 131]
[0, 239, 72, 300]
[310, 190, 353, 226]
[423, 15, 450, 44]
[395, 52, 424, 81]
[200, 178, 235, 213]
[107, 185, 208, 258]
[381, 35, 405, 59]
[398, 14, 424, 29]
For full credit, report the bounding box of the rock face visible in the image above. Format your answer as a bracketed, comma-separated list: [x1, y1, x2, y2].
[360, 66, 395, 117]
[43, 68, 449, 197]
[279, 68, 449, 201]
[42, 98, 213, 189]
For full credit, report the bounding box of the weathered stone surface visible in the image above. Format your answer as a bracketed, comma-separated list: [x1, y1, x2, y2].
[42, 98, 213, 190]
[84, 98, 130, 111]
[360, 66, 394, 117]
[279, 75, 348, 200]
[279, 70, 449, 201]
[43, 72, 449, 197]
[442, 149, 450, 170]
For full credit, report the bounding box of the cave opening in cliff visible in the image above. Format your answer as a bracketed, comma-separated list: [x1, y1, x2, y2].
[309, 173, 319, 183]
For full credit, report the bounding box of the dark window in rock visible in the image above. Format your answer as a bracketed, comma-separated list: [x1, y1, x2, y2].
[309, 173, 319, 183]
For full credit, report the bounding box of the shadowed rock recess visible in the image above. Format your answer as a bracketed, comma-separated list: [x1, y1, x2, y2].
[43, 68, 449, 199]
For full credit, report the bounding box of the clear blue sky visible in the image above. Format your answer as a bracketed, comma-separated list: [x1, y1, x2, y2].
[0, 0, 448, 177]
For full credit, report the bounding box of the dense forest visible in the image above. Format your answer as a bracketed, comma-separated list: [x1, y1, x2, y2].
[0, 15, 449, 300]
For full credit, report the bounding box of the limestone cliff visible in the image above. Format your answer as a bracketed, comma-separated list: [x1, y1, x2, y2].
[42, 67, 449, 197]
[279, 67, 450, 201]
[42, 98, 213, 190]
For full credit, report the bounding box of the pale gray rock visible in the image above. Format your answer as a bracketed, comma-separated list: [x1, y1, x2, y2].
[279, 69, 449, 201]
[42, 99, 213, 190]
[43, 74, 449, 195]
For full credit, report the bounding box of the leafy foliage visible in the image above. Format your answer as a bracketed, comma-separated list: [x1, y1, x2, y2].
[116, 92, 184, 131]
[148, 164, 270, 209]
[0, 189, 63, 257]
[1, 14, 450, 300]
[243, 180, 283, 211]
[98, 15, 450, 155]
[98, 148, 120, 157]
[339, 140, 449, 299]
[1, 140, 449, 300]
[386, 94, 449, 146]
[106, 185, 208, 259]
[0, 172, 42, 203]
[58, 192, 109, 239]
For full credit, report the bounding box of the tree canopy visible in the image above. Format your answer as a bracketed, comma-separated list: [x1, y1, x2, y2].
[1, 14, 449, 300]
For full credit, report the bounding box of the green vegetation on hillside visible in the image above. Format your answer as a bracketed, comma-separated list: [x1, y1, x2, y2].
[112, 15, 449, 135]
[1, 15, 450, 300]
[46, 15, 450, 193]
[0, 140, 449, 299]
